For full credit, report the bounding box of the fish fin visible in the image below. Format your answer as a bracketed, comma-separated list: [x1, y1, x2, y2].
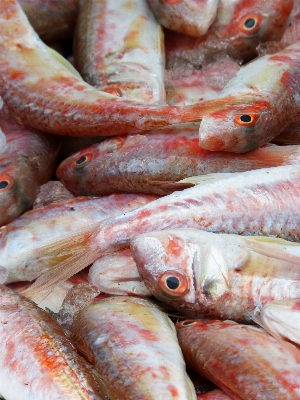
[147, 180, 194, 194]
[47, 46, 83, 79]
[178, 173, 239, 185]
[243, 236, 300, 279]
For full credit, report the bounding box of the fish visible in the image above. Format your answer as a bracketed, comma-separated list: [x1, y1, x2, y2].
[25, 164, 300, 298]
[0, 193, 158, 285]
[199, 40, 300, 153]
[19, 0, 78, 41]
[176, 319, 300, 399]
[88, 248, 151, 296]
[0, 284, 107, 399]
[196, 389, 232, 399]
[131, 228, 300, 321]
[0, 0, 232, 137]
[165, 0, 293, 69]
[56, 124, 300, 196]
[71, 295, 197, 399]
[74, 0, 166, 104]
[257, 298, 300, 347]
[0, 108, 60, 226]
[147, 0, 218, 37]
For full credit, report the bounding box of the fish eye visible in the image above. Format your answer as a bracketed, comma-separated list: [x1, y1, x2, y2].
[234, 113, 258, 126]
[0, 175, 14, 192]
[159, 270, 189, 298]
[239, 14, 261, 34]
[72, 153, 92, 168]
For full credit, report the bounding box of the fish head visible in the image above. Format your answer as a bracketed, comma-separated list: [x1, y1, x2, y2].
[199, 99, 274, 153]
[131, 230, 230, 313]
[56, 136, 127, 195]
[215, 0, 294, 59]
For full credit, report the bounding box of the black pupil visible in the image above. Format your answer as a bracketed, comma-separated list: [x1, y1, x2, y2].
[0, 180, 8, 189]
[76, 156, 87, 165]
[244, 18, 256, 29]
[166, 276, 180, 290]
[240, 115, 252, 123]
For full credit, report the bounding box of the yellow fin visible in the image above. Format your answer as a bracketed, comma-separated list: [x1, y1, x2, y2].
[178, 173, 239, 186]
[47, 46, 83, 79]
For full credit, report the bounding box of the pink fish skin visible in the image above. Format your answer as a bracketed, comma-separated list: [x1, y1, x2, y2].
[165, 0, 293, 69]
[176, 319, 300, 400]
[0, 109, 60, 226]
[56, 124, 300, 196]
[0, 0, 220, 137]
[74, 0, 166, 104]
[71, 296, 197, 400]
[0, 194, 158, 285]
[0, 284, 107, 399]
[147, 0, 218, 37]
[25, 164, 300, 299]
[19, 0, 77, 41]
[199, 41, 300, 153]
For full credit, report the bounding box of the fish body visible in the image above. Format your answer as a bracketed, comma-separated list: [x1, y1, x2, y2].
[147, 0, 218, 37]
[19, 0, 77, 41]
[259, 298, 300, 347]
[57, 124, 300, 196]
[199, 40, 300, 153]
[0, 194, 158, 284]
[0, 0, 214, 137]
[0, 110, 60, 226]
[74, 0, 165, 103]
[176, 319, 300, 399]
[26, 165, 300, 297]
[131, 228, 300, 321]
[0, 284, 106, 399]
[89, 248, 151, 296]
[165, 0, 293, 69]
[71, 296, 197, 399]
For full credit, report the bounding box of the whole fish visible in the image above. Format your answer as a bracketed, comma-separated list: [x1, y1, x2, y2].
[56, 124, 300, 196]
[0, 109, 60, 226]
[165, 0, 293, 69]
[0, 0, 225, 137]
[89, 248, 151, 296]
[176, 319, 300, 399]
[131, 228, 300, 321]
[25, 165, 300, 298]
[0, 194, 158, 285]
[147, 0, 218, 37]
[71, 296, 197, 399]
[74, 0, 165, 103]
[199, 40, 300, 153]
[19, 0, 78, 41]
[258, 298, 300, 347]
[0, 284, 107, 400]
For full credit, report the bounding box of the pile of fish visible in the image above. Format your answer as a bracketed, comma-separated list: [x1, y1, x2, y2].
[1, 0, 300, 398]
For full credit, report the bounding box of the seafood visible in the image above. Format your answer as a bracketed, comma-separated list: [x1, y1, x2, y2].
[147, 0, 218, 37]
[196, 390, 232, 399]
[165, 0, 293, 69]
[0, 109, 60, 226]
[19, 0, 78, 41]
[199, 40, 300, 153]
[131, 228, 300, 321]
[0, 0, 227, 137]
[176, 319, 300, 399]
[27, 165, 300, 297]
[0, 194, 158, 285]
[57, 124, 300, 196]
[74, 0, 165, 103]
[88, 248, 151, 296]
[71, 296, 197, 399]
[0, 284, 106, 399]
[258, 298, 300, 347]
